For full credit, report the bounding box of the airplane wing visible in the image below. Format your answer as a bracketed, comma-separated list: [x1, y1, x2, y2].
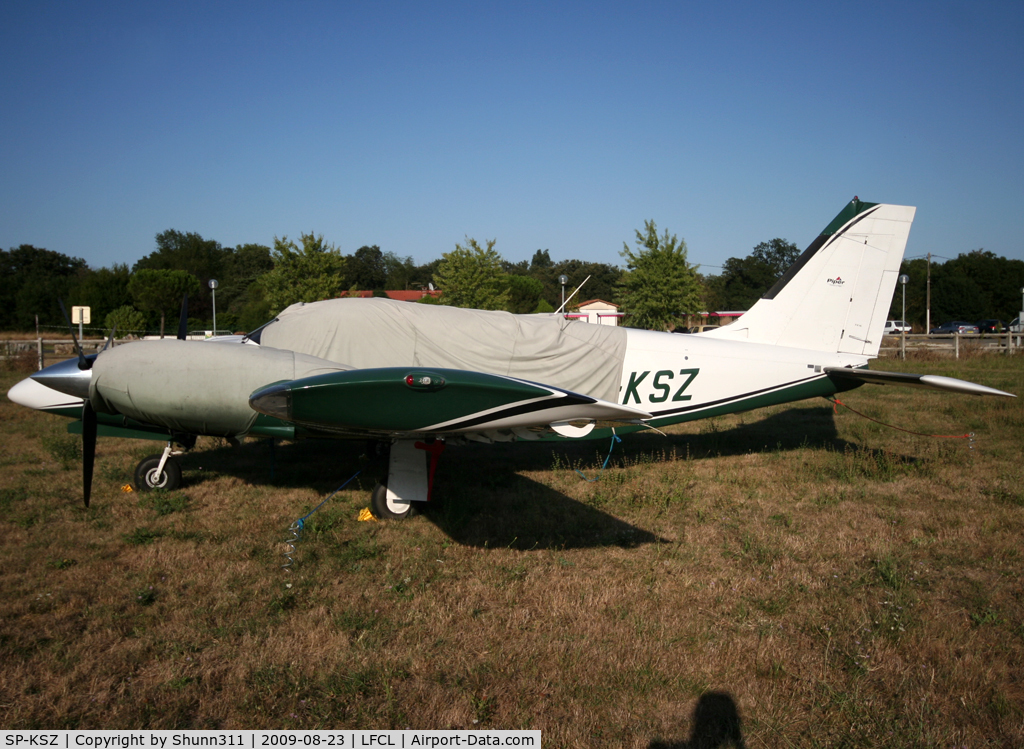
[248, 367, 652, 437]
[823, 366, 1015, 398]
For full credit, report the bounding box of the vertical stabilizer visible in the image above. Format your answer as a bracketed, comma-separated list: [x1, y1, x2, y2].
[703, 199, 916, 355]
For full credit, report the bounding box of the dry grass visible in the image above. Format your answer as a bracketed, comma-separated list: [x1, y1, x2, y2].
[2, 356, 1023, 747]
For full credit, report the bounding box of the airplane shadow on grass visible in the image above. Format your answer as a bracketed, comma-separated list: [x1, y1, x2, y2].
[421, 471, 668, 550]
[435, 403, 922, 476]
[167, 403, 919, 550]
[162, 436, 665, 550]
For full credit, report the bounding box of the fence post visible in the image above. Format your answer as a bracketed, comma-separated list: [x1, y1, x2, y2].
[900, 331, 906, 360]
[954, 332, 960, 359]
[37, 337, 44, 370]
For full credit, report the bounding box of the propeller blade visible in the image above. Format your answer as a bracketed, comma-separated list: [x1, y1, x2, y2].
[177, 294, 189, 341]
[101, 324, 117, 353]
[58, 299, 90, 370]
[82, 401, 97, 508]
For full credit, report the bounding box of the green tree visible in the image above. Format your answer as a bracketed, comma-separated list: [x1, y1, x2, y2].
[256, 233, 347, 316]
[530, 249, 554, 271]
[618, 220, 701, 331]
[382, 251, 418, 290]
[939, 249, 1024, 322]
[135, 230, 230, 321]
[547, 260, 623, 309]
[104, 305, 148, 336]
[506, 274, 544, 314]
[345, 245, 387, 290]
[887, 250, 1024, 329]
[931, 274, 987, 322]
[68, 264, 132, 329]
[433, 238, 510, 310]
[1, 245, 88, 330]
[127, 269, 201, 338]
[219, 243, 274, 331]
[706, 238, 800, 311]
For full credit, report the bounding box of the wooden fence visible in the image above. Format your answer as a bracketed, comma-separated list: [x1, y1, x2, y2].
[1, 338, 111, 370]
[878, 332, 1023, 359]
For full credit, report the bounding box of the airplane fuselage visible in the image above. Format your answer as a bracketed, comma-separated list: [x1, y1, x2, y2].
[615, 329, 867, 429]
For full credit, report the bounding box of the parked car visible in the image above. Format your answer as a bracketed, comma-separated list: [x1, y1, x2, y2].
[929, 321, 979, 335]
[1011, 317, 1022, 334]
[975, 319, 1005, 334]
[883, 320, 912, 335]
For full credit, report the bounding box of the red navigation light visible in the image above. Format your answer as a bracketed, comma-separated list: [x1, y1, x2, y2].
[403, 371, 446, 391]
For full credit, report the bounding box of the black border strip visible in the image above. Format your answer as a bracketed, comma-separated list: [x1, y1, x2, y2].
[435, 392, 597, 431]
[645, 374, 826, 419]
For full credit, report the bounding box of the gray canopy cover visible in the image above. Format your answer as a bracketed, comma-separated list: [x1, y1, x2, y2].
[260, 299, 628, 403]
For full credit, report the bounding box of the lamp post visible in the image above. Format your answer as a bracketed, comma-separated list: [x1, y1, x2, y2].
[899, 274, 910, 327]
[209, 279, 219, 335]
[899, 274, 910, 360]
[558, 274, 568, 310]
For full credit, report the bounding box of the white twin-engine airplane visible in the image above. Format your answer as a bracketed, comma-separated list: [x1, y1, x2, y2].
[7, 198, 1015, 519]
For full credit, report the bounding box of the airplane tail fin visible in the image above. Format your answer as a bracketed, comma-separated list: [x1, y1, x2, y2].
[703, 199, 916, 356]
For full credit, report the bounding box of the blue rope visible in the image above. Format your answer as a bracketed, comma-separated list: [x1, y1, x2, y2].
[575, 432, 622, 482]
[294, 467, 365, 530]
[283, 468, 364, 571]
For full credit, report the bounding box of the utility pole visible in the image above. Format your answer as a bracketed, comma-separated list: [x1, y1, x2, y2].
[926, 252, 931, 333]
[899, 274, 909, 360]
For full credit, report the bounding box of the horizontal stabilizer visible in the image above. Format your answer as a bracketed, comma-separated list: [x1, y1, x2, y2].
[824, 367, 1016, 398]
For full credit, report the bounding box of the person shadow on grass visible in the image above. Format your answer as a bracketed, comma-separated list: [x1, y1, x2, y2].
[648, 691, 747, 749]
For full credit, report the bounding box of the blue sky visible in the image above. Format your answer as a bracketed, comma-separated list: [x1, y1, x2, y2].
[2, 1, 1022, 274]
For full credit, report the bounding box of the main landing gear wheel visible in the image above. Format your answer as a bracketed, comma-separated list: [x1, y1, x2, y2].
[134, 454, 183, 492]
[370, 482, 417, 520]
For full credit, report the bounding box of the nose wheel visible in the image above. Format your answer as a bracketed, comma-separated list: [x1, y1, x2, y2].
[134, 444, 183, 491]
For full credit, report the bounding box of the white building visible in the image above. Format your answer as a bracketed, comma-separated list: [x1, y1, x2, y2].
[565, 299, 623, 327]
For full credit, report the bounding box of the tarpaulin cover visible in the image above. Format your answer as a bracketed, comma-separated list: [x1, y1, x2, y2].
[259, 299, 628, 403]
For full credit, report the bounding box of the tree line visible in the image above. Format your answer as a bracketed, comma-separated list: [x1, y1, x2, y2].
[2, 227, 1020, 335]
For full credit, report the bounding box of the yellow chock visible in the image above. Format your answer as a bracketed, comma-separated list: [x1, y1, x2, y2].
[357, 507, 377, 522]
[121, 484, 134, 493]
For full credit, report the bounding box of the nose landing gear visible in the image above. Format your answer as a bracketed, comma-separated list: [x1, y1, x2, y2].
[133, 434, 195, 492]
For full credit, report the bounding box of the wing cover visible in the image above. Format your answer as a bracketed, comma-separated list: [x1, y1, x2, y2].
[249, 367, 651, 436]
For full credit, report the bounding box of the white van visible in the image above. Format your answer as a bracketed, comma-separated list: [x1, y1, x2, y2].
[883, 320, 912, 335]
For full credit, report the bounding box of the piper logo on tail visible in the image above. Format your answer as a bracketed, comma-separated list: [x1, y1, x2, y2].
[827, 276, 845, 287]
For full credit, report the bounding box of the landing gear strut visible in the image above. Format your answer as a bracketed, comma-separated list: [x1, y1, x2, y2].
[368, 439, 446, 520]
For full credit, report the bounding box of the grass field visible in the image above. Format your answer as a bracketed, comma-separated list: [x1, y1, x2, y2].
[1, 354, 1022, 747]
